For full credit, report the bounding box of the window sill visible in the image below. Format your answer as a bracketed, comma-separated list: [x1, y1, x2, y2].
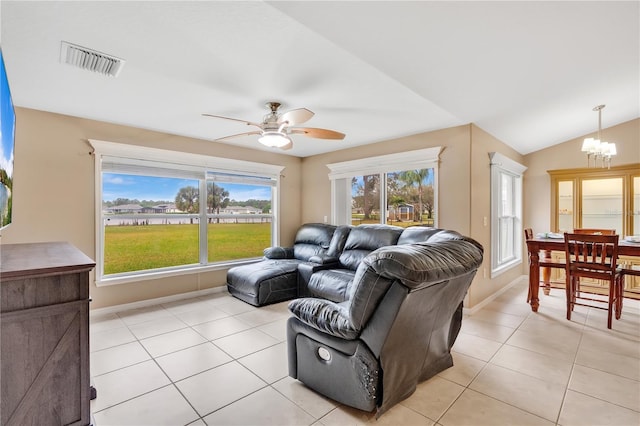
[95, 258, 261, 287]
[491, 258, 522, 279]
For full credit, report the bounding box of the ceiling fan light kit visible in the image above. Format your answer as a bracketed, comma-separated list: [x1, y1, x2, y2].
[203, 101, 345, 151]
[258, 132, 292, 148]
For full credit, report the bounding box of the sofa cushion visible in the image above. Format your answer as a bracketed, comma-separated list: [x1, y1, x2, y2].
[397, 226, 441, 244]
[339, 225, 402, 270]
[326, 225, 352, 257]
[292, 223, 337, 261]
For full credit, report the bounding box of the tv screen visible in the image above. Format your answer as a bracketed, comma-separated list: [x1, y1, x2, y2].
[0, 48, 16, 231]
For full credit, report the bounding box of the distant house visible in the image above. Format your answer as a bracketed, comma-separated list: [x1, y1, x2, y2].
[389, 203, 414, 221]
[141, 203, 181, 213]
[222, 205, 262, 215]
[104, 204, 143, 214]
[104, 203, 183, 214]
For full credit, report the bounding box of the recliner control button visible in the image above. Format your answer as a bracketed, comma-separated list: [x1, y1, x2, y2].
[318, 347, 331, 361]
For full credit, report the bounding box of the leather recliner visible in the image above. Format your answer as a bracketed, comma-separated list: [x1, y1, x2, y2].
[286, 229, 483, 416]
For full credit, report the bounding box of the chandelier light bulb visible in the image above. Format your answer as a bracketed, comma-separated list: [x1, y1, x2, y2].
[581, 105, 615, 168]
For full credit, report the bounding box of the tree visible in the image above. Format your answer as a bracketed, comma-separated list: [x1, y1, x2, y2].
[351, 175, 380, 221]
[207, 183, 230, 223]
[111, 197, 139, 206]
[398, 169, 432, 222]
[422, 185, 435, 220]
[175, 186, 199, 213]
[229, 199, 271, 213]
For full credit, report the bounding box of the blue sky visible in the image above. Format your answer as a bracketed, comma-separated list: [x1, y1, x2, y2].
[102, 173, 271, 203]
[0, 51, 15, 180]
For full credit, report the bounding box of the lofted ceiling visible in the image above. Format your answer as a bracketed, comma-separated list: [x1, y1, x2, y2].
[1, 1, 638, 158]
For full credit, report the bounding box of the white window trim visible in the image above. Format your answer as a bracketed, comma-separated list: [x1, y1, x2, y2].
[489, 152, 527, 278]
[89, 139, 284, 286]
[327, 147, 441, 226]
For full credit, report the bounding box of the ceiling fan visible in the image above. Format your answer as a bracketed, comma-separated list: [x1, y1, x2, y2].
[203, 101, 345, 150]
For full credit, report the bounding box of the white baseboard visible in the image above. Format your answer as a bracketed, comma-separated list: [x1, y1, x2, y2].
[463, 275, 527, 315]
[90, 286, 227, 317]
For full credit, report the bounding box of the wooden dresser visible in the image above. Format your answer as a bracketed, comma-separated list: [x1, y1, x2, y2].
[1, 242, 95, 426]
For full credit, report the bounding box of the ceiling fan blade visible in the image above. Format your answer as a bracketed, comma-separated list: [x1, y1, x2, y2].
[290, 127, 345, 140]
[202, 113, 263, 129]
[278, 108, 314, 126]
[214, 130, 262, 142]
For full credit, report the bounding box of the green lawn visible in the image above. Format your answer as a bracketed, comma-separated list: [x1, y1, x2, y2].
[104, 222, 271, 275]
[104, 219, 436, 275]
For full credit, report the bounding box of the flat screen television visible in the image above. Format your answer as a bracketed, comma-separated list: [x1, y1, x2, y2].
[0, 47, 16, 232]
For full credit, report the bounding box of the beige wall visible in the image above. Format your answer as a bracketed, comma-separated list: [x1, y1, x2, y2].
[301, 125, 473, 232]
[523, 118, 640, 250]
[301, 124, 525, 307]
[1, 107, 303, 308]
[469, 125, 526, 305]
[5, 106, 607, 310]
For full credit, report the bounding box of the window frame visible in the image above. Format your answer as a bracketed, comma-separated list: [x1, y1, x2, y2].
[327, 147, 441, 226]
[489, 152, 527, 277]
[90, 139, 284, 286]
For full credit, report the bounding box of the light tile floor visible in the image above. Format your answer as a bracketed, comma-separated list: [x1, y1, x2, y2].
[90, 278, 640, 425]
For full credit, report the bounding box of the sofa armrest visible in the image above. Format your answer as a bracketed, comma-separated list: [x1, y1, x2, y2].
[288, 298, 359, 340]
[308, 254, 340, 265]
[264, 246, 294, 259]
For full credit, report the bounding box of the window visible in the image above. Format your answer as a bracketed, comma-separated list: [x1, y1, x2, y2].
[328, 147, 441, 227]
[205, 175, 275, 263]
[91, 140, 283, 285]
[102, 173, 201, 275]
[490, 152, 526, 277]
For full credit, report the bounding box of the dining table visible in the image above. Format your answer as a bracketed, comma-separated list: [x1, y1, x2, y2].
[525, 236, 640, 312]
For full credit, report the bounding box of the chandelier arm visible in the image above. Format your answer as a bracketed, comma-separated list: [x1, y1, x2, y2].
[583, 104, 615, 169]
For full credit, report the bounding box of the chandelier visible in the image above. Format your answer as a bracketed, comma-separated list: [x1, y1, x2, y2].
[581, 104, 616, 169]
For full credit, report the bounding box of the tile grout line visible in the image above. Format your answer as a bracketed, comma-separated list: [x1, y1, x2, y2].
[90, 288, 640, 424]
[91, 297, 297, 424]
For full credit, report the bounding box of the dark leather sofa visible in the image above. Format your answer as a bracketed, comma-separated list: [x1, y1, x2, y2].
[226, 223, 483, 415]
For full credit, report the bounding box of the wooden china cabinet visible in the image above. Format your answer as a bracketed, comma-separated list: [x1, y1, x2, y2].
[548, 163, 640, 296]
[549, 163, 639, 236]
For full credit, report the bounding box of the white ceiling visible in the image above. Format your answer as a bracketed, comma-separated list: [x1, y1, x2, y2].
[1, 1, 638, 158]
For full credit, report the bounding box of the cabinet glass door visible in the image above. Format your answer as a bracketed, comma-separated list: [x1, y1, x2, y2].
[558, 180, 574, 232]
[581, 177, 623, 234]
[633, 176, 640, 236]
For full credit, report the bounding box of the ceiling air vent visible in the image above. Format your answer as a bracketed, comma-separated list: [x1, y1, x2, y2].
[60, 41, 125, 77]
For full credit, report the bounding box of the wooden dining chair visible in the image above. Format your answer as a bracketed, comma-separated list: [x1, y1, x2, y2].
[620, 263, 640, 299]
[524, 228, 565, 299]
[524, 228, 533, 240]
[573, 228, 616, 235]
[563, 232, 623, 329]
